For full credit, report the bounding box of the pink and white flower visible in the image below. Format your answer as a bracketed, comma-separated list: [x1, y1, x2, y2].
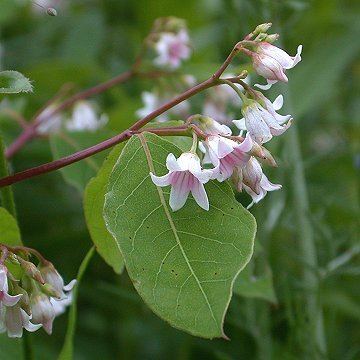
[192, 116, 232, 136]
[150, 152, 214, 211]
[234, 157, 281, 205]
[30, 293, 56, 335]
[0, 265, 22, 309]
[233, 94, 292, 144]
[250, 43, 302, 90]
[204, 133, 253, 181]
[0, 305, 41, 338]
[154, 29, 191, 69]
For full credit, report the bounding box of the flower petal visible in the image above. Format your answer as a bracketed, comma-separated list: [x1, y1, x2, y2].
[169, 172, 191, 211]
[272, 95, 284, 111]
[166, 153, 181, 171]
[191, 181, 209, 211]
[150, 172, 172, 187]
[2, 293, 22, 307]
[63, 279, 77, 292]
[233, 118, 247, 130]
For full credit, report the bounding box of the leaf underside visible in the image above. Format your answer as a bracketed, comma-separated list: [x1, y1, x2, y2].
[84, 145, 124, 274]
[104, 132, 256, 339]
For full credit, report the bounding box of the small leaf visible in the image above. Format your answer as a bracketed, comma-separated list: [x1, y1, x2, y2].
[104, 133, 256, 338]
[0, 207, 22, 246]
[50, 130, 113, 193]
[58, 247, 95, 360]
[84, 145, 124, 274]
[0, 70, 33, 94]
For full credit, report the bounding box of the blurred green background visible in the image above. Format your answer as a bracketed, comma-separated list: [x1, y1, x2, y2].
[0, 0, 359, 359]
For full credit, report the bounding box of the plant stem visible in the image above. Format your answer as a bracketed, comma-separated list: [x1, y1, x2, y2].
[286, 123, 327, 356]
[0, 134, 33, 359]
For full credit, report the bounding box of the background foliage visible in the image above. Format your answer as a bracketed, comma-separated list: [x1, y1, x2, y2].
[0, 0, 359, 359]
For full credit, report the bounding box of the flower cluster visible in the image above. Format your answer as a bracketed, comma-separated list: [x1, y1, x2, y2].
[0, 245, 75, 337]
[150, 17, 192, 69]
[150, 23, 302, 211]
[37, 101, 108, 135]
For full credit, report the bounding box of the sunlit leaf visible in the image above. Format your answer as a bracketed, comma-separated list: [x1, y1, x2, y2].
[84, 145, 124, 274]
[104, 132, 256, 338]
[0, 71, 33, 94]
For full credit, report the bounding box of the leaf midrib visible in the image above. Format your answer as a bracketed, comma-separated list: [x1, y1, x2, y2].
[137, 134, 219, 331]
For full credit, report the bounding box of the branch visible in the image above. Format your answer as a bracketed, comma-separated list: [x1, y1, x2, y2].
[0, 40, 247, 188]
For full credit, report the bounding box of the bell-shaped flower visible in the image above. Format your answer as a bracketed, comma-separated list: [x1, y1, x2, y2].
[0, 265, 22, 309]
[66, 101, 108, 132]
[150, 152, 214, 211]
[40, 262, 76, 300]
[204, 133, 253, 181]
[235, 157, 281, 205]
[30, 293, 56, 335]
[250, 43, 302, 90]
[50, 292, 73, 317]
[233, 95, 292, 144]
[0, 305, 41, 338]
[154, 29, 191, 69]
[192, 115, 232, 136]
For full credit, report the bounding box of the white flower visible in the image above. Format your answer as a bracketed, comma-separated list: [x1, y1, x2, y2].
[36, 105, 63, 135]
[251, 43, 302, 90]
[150, 152, 214, 211]
[66, 101, 108, 132]
[235, 157, 281, 206]
[192, 116, 232, 136]
[30, 293, 55, 335]
[0, 305, 41, 338]
[50, 292, 73, 317]
[136, 91, 190, 123]
[205, 133, 253, 181]
[40, 262, 76, 300]
[233, 95, 292, 144]
[0, 265, 22, 309]
[154, 29, 191, 69]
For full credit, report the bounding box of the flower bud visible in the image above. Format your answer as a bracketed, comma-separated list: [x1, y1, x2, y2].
[250, 142, 277, 167]
[264, 34, 279, 43]
[18, 258, 45, 285]
[152, 16, 187, 34]
[30, 293, 55, 335]
[41, 283, 62, 299]
[191, 115, 231, 136]
[253, 23, 272, 35]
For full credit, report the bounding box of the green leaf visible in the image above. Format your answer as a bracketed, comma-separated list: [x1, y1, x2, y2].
[144, 120, 192, 152]
[58, 247, 95, 360]
[50, 130, 113, 193]
[104, 132, 256, 338]
[0, 71, 33, 94]
[84, 145, 124, 274]
[0, 207, 22, 246]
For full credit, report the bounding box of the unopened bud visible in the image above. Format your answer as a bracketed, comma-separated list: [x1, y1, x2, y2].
[152, 16, 186, 34]
[18, 258, 45, 284]
[254, 33, 268, 42]
[41, 283, 62, 299]
[250, 143, 277, 167]
[254, 23, 272, 35]
[46, 7, 57, 16]
[264, 34, 279, 43]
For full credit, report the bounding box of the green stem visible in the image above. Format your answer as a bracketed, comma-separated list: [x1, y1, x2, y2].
[0, 134, 33, 360]
[285, 124, 327, 356]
